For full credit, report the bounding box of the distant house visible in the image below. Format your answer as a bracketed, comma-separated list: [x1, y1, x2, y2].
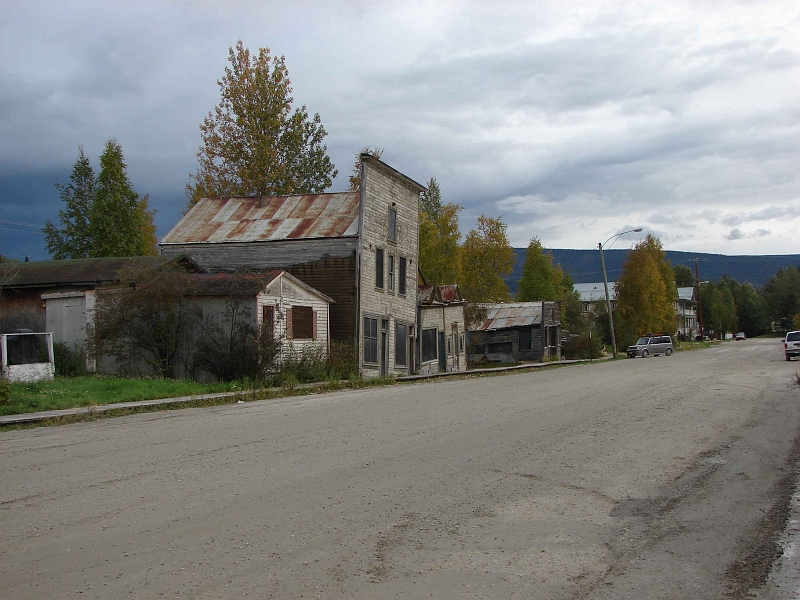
[574, 282, 617, 314]
[160, 155, 425, 378]
[675, 286, 698, 339]
[417, 284, 468, 375]
[469, 302, 561, 364]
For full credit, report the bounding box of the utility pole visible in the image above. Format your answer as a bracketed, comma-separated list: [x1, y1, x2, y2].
[599, 242, 617, 359]
[694, 258, 704, 340]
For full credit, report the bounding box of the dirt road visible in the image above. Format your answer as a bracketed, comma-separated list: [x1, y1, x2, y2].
[2, 338, 799, 599]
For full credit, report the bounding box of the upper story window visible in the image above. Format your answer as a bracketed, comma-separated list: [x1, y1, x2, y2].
[388, 207, 397, 243]
[388, 255, 395, 292]
[399, 257, 407, 296]
[375, 248, 384, 289]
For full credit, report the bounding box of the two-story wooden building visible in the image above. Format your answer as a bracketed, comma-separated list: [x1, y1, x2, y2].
[160, 155, 425, 378]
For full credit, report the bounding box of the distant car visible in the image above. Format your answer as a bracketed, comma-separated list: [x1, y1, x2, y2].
[735, 332, 746, 341]
[627, 335, 674, 358]
[785, 331, 800, 361]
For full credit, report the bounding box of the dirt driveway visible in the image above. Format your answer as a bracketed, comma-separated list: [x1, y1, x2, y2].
[1, 338, 798, 599]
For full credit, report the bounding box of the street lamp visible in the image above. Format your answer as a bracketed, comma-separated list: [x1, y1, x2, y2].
[599, 228, 642, 359]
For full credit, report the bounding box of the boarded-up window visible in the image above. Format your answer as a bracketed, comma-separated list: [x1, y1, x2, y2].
[399, 257, 407, 296]
[363, 317, 378, 364]
[388, 208, 397, 242]
[519, 327, 532, 351]
[395, 323, 407, 367]
[421, 328, 437, 363]
[375, 248, 384, 289]
[291, 306, 314, 339]
[262, 305, 274, 334]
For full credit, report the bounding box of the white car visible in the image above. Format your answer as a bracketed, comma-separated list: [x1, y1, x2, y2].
[785, 331, 800, 361]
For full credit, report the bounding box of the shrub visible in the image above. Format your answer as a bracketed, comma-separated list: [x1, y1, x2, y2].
[53, 342, 87, 377]
[279, 340, 357, 384]
[0, 375, 10, 405]
[562, 333, 603, 360]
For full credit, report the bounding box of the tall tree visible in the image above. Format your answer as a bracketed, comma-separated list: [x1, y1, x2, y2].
[615, 235, 677, 347]
[420, 177, 443, 221]
[90, 140, 157, 257]
[762, 266, 800, 329]
[673, 264, 695, 287]
[348, 147, 383, 191]
[187, 40, 337, 206]
[419, 203, 462, 285]
[460, 216, 514, 303]
[43, 148, 96, 259]
[516, 238, 563, 302]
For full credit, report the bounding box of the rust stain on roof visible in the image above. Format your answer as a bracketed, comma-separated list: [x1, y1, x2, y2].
[475, 302, 545, 331]
[162, 192, 361, 244]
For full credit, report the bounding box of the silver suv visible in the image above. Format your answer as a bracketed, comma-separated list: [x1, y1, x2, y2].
[785, 331, 800, 361]
[627, 335, 674, 358]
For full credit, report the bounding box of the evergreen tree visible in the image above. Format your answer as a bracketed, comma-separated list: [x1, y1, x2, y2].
[90, 140, 157, 257]
[187, 40, 337, 206]
[43, 148, 96, 259]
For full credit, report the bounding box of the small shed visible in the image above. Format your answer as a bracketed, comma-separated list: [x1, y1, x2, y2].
[185, 271, 334, 368]
[417, 284, 468, 375]
[469, 301, 561, 364]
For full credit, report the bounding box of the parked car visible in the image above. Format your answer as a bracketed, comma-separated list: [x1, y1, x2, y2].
[735, 332, 746, 341]
[785, 331, 800, 361]
[627, 335, 674, 358]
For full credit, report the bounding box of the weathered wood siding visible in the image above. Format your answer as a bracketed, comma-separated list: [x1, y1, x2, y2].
[418, 303, 468, 375]
[260, 275, 331, 362]
[358, 159, 420, 377]
[161, 239, 356, 342]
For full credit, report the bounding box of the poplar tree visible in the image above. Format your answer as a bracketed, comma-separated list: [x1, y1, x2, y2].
[516, 238, 563, 301]
[460, 215, 514, 303]
[615, 235, 677, 346]
[187, 40, 337, 206]
[44, 148, 96, 259]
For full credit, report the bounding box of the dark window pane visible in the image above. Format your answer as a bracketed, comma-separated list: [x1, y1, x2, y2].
[388, 255, 395, 291]
[363, 317, 378, 363]
[395, 323, 407, 367]
[388, 208, 397, 242]
[421, 328, 438, 363]
[399, 257, 407, 295]
[375, 248, 384, 289]
[292, 306, 314, 339]
[519, 328, 532, 351]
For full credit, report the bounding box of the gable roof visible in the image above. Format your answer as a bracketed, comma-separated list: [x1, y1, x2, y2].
[677, 286, 696, 301]
[186, 271, 334, 304]
[418, 283, 465, 306]
[0, 256, 204, 289]
[161, 192, 361, 245]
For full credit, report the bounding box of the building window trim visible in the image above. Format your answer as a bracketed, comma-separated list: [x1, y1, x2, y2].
[398, 256, 407, 296]
[388, 207, 397, 243]
[363, 316, 378, 365]
[375, 247, 384, 290]
[387, 254, 395, 293]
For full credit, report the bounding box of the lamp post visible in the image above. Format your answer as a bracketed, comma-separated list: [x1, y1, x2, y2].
[599, 228, 642, 359]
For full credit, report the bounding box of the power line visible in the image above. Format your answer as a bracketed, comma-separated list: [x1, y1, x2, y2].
[0, 219, 43, 229]
[0, 226, 45, 235]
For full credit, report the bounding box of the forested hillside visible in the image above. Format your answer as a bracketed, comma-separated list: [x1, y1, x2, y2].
[504, 249, 800, 295]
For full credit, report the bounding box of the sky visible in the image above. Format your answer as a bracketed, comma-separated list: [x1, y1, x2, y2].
[1, 0, 798, 261]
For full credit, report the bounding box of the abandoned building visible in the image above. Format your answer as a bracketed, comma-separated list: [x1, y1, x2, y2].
[417, 284, 468, 375]
[469, 301, 562, 364]
[160, 154, 425, 378]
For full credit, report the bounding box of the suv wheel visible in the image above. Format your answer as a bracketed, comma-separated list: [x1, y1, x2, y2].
[641, 349, 649, 358]
[788, 354, 792, 361]
[666, 348, 672, 356]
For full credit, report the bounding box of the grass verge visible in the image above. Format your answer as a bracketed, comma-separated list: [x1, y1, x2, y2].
[1, 376, 238, 416]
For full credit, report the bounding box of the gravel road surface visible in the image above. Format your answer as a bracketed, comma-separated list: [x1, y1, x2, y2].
[2, 338, 799, 599]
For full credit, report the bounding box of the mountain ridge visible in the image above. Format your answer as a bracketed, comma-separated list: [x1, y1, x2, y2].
[503, 249, 800, 295]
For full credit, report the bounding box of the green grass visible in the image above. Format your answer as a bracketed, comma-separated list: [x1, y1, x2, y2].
[1, 376, 238, 416]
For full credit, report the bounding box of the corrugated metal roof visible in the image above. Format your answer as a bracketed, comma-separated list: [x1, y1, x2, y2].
[161, 193, 361, 244]
[574, 282, 617, 302]
[439, 284, 464, 303]
[475, 302, 544, 331]
[417, 283, 465, 306]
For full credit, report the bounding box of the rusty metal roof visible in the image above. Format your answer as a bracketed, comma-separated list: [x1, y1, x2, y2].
[418, 284, 465, 306]
[439, 284, 463, 303]
[474, 302, 545, 331]
[161, 193, 361, 244]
